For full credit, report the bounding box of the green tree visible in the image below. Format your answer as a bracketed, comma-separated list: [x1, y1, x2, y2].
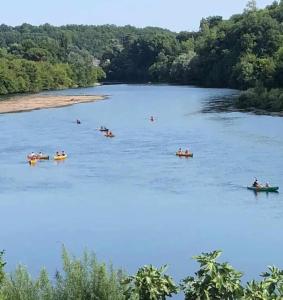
[245, 266, 283, 299]
[123, 265, 178, 300]
[181, 250, 243, 300]
[149, 52, 171, 82]
[233, 54, 258, 88]
[169, 51, 196, 83]
[0, 247, 126, 300]
[245, 0, 257, 13]
[0, 251, 5, 286]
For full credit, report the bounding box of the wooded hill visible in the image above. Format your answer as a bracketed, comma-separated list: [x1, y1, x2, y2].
[1, 0, 283, 111]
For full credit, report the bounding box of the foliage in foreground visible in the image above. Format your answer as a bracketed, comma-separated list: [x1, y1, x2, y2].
[122, 265, 178, 300]
[0, 251, 5, 285]
[181, 250, 283, 300]
[1, 248, 283, 299]
[181, 250, 243, 299]
[0, 247, 126, 300]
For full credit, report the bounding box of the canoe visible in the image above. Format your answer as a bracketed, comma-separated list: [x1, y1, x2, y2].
[176, 152, 193, 157]
[38, 155, 49, 160]
[54, 154, 68, 160]
[247, 186, 279, 192]
[105, 134, 115, 138]
[99, 128, 109, 132]
[27, 155, 49, 160]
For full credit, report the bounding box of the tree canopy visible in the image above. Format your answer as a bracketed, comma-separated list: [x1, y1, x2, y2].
[0, 1, 283, 111]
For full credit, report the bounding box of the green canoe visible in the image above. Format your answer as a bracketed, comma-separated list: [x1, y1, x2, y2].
[247, 186, 279, 192]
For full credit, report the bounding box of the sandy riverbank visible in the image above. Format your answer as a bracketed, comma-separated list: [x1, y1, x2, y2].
[0, 94, 107, 114]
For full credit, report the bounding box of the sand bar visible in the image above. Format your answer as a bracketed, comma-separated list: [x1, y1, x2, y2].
[0, 94, 107, 114]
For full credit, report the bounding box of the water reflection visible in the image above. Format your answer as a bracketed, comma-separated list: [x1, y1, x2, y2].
[250, 189, 279, 198]
[201, 94, 239, 114]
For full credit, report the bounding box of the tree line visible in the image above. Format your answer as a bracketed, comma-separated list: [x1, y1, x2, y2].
[1, 1, 283, 111]
[102, 0, 283, 112]
[0, 24, 107, 94]
[0, 248, 283, 299]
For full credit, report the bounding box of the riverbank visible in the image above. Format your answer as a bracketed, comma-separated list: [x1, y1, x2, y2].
[236, 87, 283, 116]
[0, 94, 107, 114]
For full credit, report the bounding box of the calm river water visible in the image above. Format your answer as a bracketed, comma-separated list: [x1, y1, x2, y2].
[0, 84, 283, 287]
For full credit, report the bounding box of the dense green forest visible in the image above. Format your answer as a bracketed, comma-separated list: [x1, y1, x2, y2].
[1, 0, 283, 111]
[0, 249, 283, 299]
[0, 24, 109, 94]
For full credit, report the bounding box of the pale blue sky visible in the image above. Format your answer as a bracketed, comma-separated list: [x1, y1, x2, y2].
[2, 0, 274, 32]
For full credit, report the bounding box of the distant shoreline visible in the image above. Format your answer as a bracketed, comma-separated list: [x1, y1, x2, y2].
[0, 94, 107, 114]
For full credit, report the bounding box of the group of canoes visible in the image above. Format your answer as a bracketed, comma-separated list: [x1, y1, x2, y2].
[37, 117, 278, 193]
[27, 151, 67, 165]
[98, 126, 115, 137]
[79, 121, 115, 137]
[175, 147, 278, 192]
[175, 149, 279, 192]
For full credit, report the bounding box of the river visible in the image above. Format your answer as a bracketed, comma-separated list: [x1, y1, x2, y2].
[0, 84, 283, 289]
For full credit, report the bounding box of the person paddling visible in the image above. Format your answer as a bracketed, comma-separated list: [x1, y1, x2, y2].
[252, 178, 259, 187]
[29, 152, 36, 159]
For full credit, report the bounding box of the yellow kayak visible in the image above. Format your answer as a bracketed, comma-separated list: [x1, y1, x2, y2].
[54, 154, 68, 160]
[28, 159, 38, 165]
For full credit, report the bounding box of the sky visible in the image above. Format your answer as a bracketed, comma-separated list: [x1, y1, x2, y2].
[1, 0, 274, 32]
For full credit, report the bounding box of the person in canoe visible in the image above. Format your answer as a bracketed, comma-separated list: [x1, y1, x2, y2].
[56, 151, 60, 157]
[100, 126, 109, 132]
[177, 148, 182, 155]
[28, 152, 37, 159]
[185, 149, 189, 155]
[150, 116, 154, 122]
[76, 119, 81, 124]
[252, 178, 259, 187]
[61, 151, 66, 156]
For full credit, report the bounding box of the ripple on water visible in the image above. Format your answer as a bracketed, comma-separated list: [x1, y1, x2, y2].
[0, 85, 282, 288]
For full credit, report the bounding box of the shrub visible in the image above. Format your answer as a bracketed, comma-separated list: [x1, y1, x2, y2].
[181, 250, 243, 300]
[123, 265, 178, 300]
[0, 247, 126, 300]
